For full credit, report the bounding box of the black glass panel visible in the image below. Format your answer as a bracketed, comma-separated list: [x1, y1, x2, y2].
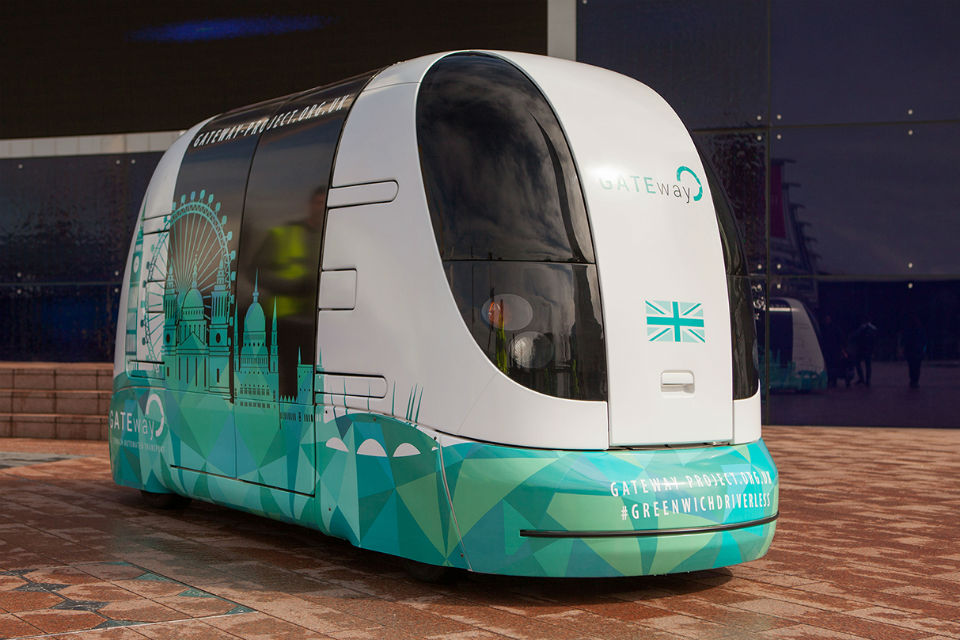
[707, 172, 747, 278]
[699, 154, 760, 400]
[237, 75, 370, 398]
[771, 123, 960, 276]
[445, 262, 606, 401]
[693, 133, 766, 274]
[176, 94, 291, 222]
[772, 0, 960, 125]
[578, 0, 769, 129]
[750, 277, 770, 424]
[0, 284, 119, 362]
[417, 54, 594, 263]
[766, 278, 960, 428]
[0, 153, 160, 283]
[730, 275, 760, 400]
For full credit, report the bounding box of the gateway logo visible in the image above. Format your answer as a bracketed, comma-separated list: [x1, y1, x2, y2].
[599, 165, 703, 204]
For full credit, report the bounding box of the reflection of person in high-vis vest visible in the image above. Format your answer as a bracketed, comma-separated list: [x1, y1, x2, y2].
[255, 188, 325, 319]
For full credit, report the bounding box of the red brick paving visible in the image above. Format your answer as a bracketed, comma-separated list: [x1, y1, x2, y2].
[14, 610, 105, 635]
[0, 427, 957, 639]
[0, 615, 41, 638]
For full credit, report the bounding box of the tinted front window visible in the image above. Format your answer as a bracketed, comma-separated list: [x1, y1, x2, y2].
[446, 262, 606, 401]
[418, 54, 606, 401]
[417, 54, 594, 262]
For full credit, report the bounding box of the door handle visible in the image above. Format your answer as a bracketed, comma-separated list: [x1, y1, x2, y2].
[661, 370, 695, 395]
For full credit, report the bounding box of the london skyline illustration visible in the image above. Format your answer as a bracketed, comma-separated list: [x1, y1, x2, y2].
[161, 259, 316, 419]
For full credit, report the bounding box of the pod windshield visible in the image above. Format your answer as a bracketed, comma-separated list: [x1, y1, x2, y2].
[417, 53, 606, 401]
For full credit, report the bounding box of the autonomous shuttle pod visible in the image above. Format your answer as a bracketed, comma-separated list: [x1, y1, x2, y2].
[110, 51, 778, 578]
[765, 298, 828, 392]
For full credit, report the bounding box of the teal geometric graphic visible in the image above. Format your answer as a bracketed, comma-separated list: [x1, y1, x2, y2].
[115, 190, 317, 493]
[110, 188, 776, 579]
[439, 437, 777, 577]
[111, 374, 776, 577]
[646, 300, 705, 343]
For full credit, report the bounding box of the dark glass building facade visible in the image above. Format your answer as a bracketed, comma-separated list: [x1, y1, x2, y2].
[2, 1, 958, 428]
[579, 0, 960, 427]
[0, 153, 161, 362]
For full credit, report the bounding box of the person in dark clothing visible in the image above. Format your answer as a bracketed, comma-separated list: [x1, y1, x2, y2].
[820, 314, 850, 388]
[851, 317, 878, 387]
[902, 314, 926, 389]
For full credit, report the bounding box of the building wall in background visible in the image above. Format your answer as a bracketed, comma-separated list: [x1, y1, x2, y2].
[0, 1, 548, 362]
[579, 0, 960, 427]
[2, 1, 958, 428]
[0, 1, 547, 138]
[0, 152, 162, 361]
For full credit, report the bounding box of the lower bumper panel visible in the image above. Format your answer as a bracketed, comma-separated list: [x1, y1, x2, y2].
[520, 512, 779, 538]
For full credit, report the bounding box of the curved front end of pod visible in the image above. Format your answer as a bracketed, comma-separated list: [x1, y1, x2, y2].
[440, 438, 777, 578]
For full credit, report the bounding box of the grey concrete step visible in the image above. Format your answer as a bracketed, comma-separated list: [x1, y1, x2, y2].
[0, 362, 113, 392]
[0, 389, 111, 416]
[0, 363, 113, 440]
[0, 413, 107, 440]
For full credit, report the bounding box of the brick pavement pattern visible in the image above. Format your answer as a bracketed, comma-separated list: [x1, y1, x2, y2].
[0, 427, 958, 639]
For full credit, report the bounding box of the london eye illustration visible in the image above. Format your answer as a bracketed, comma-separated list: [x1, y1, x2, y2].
[139, 191, 235, 372]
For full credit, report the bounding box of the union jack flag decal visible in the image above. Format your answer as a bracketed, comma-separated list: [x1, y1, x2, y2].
[646, 300, 705, 343]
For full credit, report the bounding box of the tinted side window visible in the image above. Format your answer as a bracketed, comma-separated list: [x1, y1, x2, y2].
[237, 76, 371, 398]
[168, 97, 288, 389]
[417, 54, 594, 263]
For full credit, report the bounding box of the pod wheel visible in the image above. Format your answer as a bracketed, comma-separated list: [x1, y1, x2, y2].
[400, 558, 455, 583]
[140, 490, 191, 510]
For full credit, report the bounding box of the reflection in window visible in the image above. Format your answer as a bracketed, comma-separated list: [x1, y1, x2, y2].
[417, 54, 594, 263]
[446, 262, 606, 401]
[238, 75, 372, 398]
[766, 279, 960, 428]
[418, 54, 606, 401]
[703, 161, 760, 399]
[730, 275, 760, 398]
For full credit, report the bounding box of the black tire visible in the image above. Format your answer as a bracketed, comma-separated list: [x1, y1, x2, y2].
[400, 558, 456, 583]
[140, 489, 192, 510]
